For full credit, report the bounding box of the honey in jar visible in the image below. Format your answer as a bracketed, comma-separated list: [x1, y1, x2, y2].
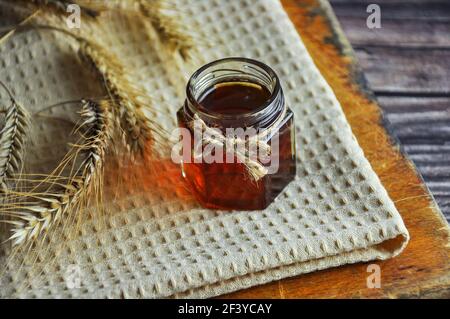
[176, 57, 296, 210]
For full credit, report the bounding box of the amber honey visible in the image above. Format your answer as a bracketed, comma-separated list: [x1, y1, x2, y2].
[177, 58, 296, 210]
[199, 82, 271, 115]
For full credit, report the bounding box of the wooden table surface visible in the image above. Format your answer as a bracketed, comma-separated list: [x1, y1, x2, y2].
[222, 0, 450, 298]
[330, 0, 450, 222]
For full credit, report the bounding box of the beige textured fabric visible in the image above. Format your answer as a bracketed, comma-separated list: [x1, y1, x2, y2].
[0, 0, 409, 298]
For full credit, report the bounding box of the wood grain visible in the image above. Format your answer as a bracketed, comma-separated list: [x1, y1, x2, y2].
[355, 48, 450, 94]
[221, 0, 450, 298]
[381, 98, 450, 217]
[331, 2, 450, 48]
[329, 0, 450, 222]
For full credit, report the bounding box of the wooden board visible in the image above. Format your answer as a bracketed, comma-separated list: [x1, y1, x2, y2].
[331, 0, 450, 49]
[329, 0, 450, 222]
[221, 0, 450, 298]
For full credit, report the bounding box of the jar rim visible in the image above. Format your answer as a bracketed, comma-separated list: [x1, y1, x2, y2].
[186, 57, 283, 126]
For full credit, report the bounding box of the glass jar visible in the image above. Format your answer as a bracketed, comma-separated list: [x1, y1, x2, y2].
[176, 57, 296, 210]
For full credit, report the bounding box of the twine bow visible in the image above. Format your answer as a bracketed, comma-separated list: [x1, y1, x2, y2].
[190, 114, 275, 181]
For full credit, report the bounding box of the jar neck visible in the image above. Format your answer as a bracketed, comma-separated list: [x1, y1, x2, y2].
[184, 57, 285, 129]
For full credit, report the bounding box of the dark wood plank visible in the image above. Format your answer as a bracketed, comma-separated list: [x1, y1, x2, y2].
[329, 1, 450, 48]
[378, 97, 450, 112]
[337, 19, 450, 48]
[378, 97, 450, 221]
[354, 47, 450, 94]
[330, 0, 450, 94]
[331, 1, 450, 20]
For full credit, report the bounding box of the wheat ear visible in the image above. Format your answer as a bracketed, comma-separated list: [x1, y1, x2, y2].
[138, 0, 199, 61]
[6, 100, 113, 246]
[36, 22, 167, 155]
[0, 82, 29, 191]
[81, 0, 199, 61]
[23, 0, 100, 17]
[78, 39, 168, 155]
[6, 20, 166, 156]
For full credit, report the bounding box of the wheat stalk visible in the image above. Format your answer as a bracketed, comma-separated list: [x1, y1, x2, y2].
[0, 82, 29, 191]
[137, 0, 198, 61]
[78, 39, 167, 155]
[23, 0, 101, 17]
[29, 0, 200, 61]
[0, 7, 173, 246]
[0, 20, 167, 245]
[5, 18, 167, 156]
[56, 26, 168, 155]
[4, 100, 113, 246]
